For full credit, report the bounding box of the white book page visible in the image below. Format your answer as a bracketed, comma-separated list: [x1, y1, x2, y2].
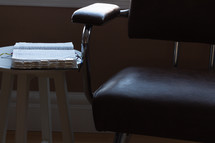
[12, 49, 76, 60]
[14, 42, 74, 50]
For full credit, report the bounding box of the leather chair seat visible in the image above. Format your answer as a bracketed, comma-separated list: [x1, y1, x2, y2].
[93, 67, 215, 142]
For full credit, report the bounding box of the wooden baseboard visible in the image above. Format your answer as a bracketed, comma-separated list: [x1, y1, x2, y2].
[7, 91, 97, 132]
[6, 131, 198, 143]
[6, 92, 198, 143]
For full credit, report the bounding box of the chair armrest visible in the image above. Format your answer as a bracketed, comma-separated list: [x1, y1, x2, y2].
[119, 9, 129, 17]
[72, 3, 120, 25]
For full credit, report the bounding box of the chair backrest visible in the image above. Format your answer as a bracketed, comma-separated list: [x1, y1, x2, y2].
[128, 0, 215, 44]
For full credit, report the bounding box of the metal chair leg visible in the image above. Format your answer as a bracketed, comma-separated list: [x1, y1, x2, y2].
[113, 133, 130, 143]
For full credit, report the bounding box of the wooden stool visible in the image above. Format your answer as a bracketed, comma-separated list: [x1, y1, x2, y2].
[0, 69, 74, 143]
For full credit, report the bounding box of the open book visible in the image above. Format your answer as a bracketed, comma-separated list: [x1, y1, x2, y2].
[12, 42, 81, 69]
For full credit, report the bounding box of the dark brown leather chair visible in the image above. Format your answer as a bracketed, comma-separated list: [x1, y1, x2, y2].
[72, 1, 215, 143]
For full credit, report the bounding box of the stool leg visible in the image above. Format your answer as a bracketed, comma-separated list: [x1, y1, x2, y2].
[0, 72, 13, 143]
[39, 77, 52, 143]
[54, 72, 74, 143]
[15, 74, 29, 143]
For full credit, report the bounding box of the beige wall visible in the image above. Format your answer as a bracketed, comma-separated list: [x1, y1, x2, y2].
[0, 5, 210, 92]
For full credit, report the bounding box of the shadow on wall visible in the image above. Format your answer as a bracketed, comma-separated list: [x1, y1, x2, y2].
[0, 5, 211, 92]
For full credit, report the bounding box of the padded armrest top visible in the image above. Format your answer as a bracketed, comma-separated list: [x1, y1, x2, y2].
[72, 3, 120, 25]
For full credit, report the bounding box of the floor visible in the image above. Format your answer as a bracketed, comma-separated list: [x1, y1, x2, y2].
[6, 131, 199, 143]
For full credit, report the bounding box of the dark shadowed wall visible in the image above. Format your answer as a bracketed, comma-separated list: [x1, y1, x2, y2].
[0, 5, 211, 92]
